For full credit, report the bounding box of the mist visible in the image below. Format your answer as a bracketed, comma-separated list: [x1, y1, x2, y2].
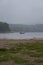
[0, 0, 43, 25]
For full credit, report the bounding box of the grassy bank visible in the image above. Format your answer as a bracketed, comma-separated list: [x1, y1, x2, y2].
[0, 39, 43, 65]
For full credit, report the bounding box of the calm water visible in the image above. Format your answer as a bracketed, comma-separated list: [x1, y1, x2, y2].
[0, 32, 43, 39]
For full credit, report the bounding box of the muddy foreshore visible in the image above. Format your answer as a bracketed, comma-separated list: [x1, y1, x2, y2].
[0, 38, 43, 48]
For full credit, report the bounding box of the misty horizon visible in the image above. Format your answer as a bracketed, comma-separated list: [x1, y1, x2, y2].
[1, 21, 43, 25]
[0, 0, 43, 25]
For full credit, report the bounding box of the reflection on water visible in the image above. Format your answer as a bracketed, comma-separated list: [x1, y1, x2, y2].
[0, 32, 43, 39]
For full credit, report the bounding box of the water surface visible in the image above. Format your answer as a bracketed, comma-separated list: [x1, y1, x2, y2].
[0, 32, 43, 39]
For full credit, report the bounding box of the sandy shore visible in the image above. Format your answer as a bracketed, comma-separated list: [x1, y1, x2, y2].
[0, 38, 43, 48]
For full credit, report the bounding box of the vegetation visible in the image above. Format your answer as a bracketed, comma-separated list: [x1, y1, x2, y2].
[0, 22, 43, 32]
[34, 60, 43, 63]
[9, 24, 43, 32]
[0, 41, 43, 65]
[0, 22, 10, 32]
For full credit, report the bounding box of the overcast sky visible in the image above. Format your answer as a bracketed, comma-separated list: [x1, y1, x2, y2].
[0, 0, 43, 24]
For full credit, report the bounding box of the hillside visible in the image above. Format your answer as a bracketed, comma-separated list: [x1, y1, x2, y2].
[0, 22, 10, 33]
[9, 24, 43, 32]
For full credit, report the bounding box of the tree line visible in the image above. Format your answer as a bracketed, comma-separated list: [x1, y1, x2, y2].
[0, 22, 10, 33]
[9, 24, 43, 32]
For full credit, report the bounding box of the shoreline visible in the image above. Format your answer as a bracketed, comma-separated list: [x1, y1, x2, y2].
[0, 38, 43, 48]
[0, 37, 43, 40]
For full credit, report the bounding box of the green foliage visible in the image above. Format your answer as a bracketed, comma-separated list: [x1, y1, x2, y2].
[35, 60, 43, 63]
[0, 42, 43, 64]
[0, 22, 10, 32]
[0, 54, 13, 62]
[0, 48, 8, 52]
[13, 56, 28, 64]
[25, 63, 35, 65]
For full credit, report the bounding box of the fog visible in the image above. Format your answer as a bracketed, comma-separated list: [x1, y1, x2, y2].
[0, 0, 43, 25]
